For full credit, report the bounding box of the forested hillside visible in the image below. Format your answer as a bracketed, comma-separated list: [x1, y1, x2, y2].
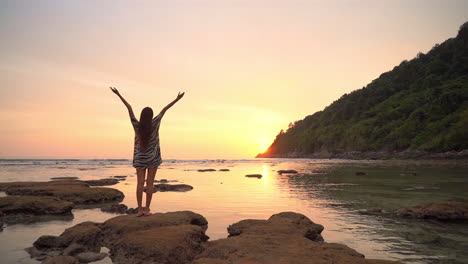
[258, 22, 468, 158]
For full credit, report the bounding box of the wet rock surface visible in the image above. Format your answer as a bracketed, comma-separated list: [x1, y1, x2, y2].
[153, 183, 193, 192]
[100, 203, 128, 214]
[0, 180, 124, 205]
[27, 211, 209, 264]
[245, 174, 262, 178]
[27, 211, 401, 264]
[198, 169, 216, 172]
[84, 178, 120, 186]
[50, 177, 79, 180]
[0, 196, 74, 217]
[277, 169, 298, 174]
[397, 201, 468, 222]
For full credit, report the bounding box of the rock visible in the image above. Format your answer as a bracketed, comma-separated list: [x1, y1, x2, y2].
[198, 169, 216, 172]
[195, 212, 401, 264]
[41, 256, 79, 264]
[152, 184, 193, 192]
[125, 208, 138, 214]
[28, 211, 401, 264]
[33, 235, 59, 250]
[397, 201, 468, 222]
[100, 203, 128, 214]
[355, 172, 367, 175]
[277, 170, 298, 174]
[75, 252, 107, 263]
[227, 212, 324, 242]
[110, 225, 207, 264]
[219, 169, 230, 171]
[101, 211, 208, 246]
[0, 196, 74, 216]
[0, 181, 124, 205]
[112, 175, 127, 179]
[56, 222, 102, 252]
[50, 177, 79, 180]
[245, 174, 262, 178]
[158, 179, 168, 183]
[84, 178, 119, 186]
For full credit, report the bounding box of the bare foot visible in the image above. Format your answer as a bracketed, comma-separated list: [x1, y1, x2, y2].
[143, 211, 153, 216]
[136, 210, 145, 217]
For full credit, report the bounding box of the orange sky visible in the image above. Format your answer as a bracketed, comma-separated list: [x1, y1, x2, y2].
[0, 1, 467, 159]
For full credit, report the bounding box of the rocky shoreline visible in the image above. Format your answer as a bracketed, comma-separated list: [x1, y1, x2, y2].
[29, 211, 402, 264]
[257, 150, 468, 161]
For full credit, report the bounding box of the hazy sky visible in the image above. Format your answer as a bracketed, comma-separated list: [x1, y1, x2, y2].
[0, 0, 467, 159]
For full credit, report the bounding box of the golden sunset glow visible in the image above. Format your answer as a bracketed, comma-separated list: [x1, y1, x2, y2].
[0, 1, 466, 159]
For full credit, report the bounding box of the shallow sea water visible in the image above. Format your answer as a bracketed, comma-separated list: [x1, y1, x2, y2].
[0, 159, 466, 264]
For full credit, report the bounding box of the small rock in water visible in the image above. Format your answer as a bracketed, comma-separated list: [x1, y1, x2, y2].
[152, 184, 193, 192]
[219, 169, 230, 171]
[126, 208, 138, 214]
[277, 170, 298, 174]
[84, 178, 119, 186]
[245, 174, 262, 179]
[198, 169, 216, 172]
[50, 177, 79, 180]
[100, 203, 128, 214]
[355, 172, 366, 175]
[397, 201, 468, 222]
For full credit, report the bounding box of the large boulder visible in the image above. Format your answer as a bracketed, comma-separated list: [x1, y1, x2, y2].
[101, 211, 208, 246]
[0, 180, 124, 205]
[397, 201, 468, 222]
[111, 225, 208, 264]
[228, 212, 324, 242]
[0, 196, 74, 216]
[194, 212, 402, 264]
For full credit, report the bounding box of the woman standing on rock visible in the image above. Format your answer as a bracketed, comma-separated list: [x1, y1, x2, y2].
[110, 87, 185, 217]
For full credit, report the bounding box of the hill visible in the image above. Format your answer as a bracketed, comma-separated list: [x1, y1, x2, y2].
[258, 22, 468, 159]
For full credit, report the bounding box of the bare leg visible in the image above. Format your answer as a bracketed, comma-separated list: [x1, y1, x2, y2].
[145, 167, 158, 214]
[136, 168, 147, 216]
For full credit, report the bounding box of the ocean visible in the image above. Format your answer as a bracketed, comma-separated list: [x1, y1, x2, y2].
[0, 158, 467, 264]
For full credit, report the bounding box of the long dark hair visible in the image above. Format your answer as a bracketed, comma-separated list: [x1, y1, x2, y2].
[139, 107, 153, 152]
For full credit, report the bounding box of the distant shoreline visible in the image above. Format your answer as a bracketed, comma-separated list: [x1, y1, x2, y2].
[256, 150, 468, 166]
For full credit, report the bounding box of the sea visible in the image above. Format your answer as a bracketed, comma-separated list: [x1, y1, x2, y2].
[0, 158, 467, 264]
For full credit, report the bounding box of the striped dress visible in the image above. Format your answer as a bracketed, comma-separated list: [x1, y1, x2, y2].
[130, 114, 163, 169]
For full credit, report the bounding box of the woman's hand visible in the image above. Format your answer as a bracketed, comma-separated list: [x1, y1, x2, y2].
[176, 92, 185, 100]
[110, 87, 120, 96]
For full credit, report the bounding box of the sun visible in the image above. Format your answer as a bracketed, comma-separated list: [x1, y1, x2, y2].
[261, 145, 269, 152]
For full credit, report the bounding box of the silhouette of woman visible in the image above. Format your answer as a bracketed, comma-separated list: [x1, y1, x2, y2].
[110, 87, 184, 216]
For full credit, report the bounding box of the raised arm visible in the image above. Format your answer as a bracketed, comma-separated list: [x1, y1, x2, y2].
[159, 92, 185, 117]
[110, 87, 136, 120]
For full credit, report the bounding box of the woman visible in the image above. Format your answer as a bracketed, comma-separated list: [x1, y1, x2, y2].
[110, 87, 184, 217]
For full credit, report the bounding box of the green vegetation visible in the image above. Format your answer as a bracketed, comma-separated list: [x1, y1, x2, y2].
[260, 22, 468, 157]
